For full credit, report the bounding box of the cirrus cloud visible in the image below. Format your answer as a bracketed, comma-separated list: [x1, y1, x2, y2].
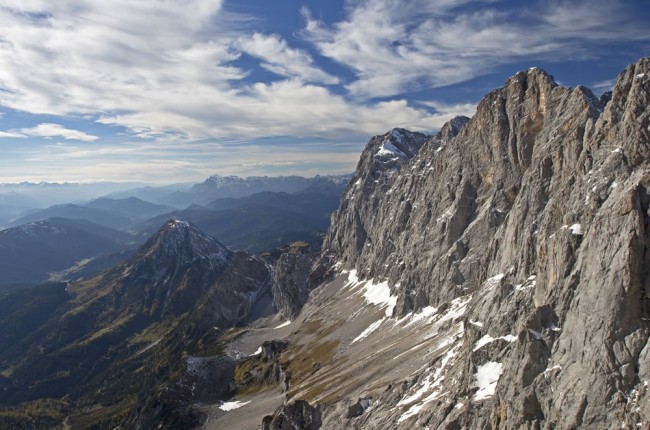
[302, 0, 650, 99]
[0, 123, 98, 142]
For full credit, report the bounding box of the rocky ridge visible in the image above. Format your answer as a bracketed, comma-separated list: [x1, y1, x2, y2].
[0, 218, 273, 428]
[263, 58, 650, 429]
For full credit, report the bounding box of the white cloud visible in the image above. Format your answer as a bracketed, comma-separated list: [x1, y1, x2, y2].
[0, 123, 98, 141]
[237, 33, 339, 84]
[302, 0, 650, 98]
[0, 0, 443, 143]
[421, 101, 477, 118]
[0, 131, 26, 139]
[0, 0, 646, 184]
[591, 79, 616, 94]
[95, 78, 452, 140]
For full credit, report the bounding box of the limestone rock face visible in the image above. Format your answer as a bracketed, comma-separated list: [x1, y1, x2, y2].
[262, 400, 322, 430]
[272, 243, 316, 319]
[314, 58, 650, 428]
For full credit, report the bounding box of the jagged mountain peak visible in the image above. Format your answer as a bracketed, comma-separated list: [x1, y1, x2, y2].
[507, 66, 557, 92]
[135, 217, 232, 267]
[437, 115, 470, 142]
[305, 58, 650, 428]
[594, 56, 650, 166]
[101, 219, 235, 318]
[374, 128, 430, 161]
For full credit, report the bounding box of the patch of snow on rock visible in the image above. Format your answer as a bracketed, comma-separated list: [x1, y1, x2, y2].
[397, 340, 463, 422]
[515, 275, 536, 291]
[473, 361, 503, 400]
[473, 334, 517, 351]
[437, 295, 472, 325]
[569, 223, 583, 235]
[362, 279, 398, 317]
[219, 400, 251, 411]
[344, 270, 362, 290]
[352, 318, 385, 343]
[376, 142, 405, 158]
[274, 320, 291, 329]
[406, 306, 437, 326]
[485, 273, 505, 289]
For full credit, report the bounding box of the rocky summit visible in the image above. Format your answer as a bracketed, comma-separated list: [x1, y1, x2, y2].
[251, 58, 650, 429]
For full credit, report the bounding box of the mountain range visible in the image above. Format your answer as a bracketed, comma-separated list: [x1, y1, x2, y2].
[0, 218, 131, 285]
[0, 58, 649, 429]
[0, 176, 348, 287]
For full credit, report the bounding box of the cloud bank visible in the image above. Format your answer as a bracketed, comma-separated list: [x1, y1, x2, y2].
[0, 0, 647, 182]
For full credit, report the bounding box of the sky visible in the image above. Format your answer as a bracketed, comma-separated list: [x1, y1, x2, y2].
[0, 0, 648, 184]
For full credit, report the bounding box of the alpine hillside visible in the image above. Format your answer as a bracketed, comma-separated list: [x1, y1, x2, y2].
[223, 58, 650, 430]
[0, 219, 273, 428]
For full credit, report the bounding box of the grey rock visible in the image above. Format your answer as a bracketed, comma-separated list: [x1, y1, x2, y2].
[305, 58, 650, 428]
[180, 355, 236, 402]
[262, 400, 322, 430]
[260, 340, 290, 362]
[272, 243, 316, 319]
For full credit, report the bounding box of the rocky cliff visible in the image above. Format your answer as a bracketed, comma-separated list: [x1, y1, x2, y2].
[261, 58, 650, 429]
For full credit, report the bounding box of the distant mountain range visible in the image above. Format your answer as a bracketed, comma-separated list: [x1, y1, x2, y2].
[160, 174, 350, 207]
[139, 179, 347, 252]
[0, 182, 147, 221]
[0, 174, 350, 227]
[7, 197, 173, 231]
[0, 175, 349, 286]
[0, 218, 132, 285]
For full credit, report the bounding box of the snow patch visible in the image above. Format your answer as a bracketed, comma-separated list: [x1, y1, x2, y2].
[569, 223, 583, 235]
[397, 340, 463, 422]
[219, 400, 251, 411]
[438, 295, 472, 325]
[344, 270, 362, 289]
[361, 279, 398, 317]
[376, 142, 405, 158]
[473, 334, 517, 351]
[515, 275, 536, 291]
[345, 271, 398, 317]
[352, 318, 385, 343]
[485, 273, 505, 289]
[543, 365, 562, 376]
[469, 320, 484, 328]
[249, 347, 262, 356]
[473, 361, 503, 400]
[274, 320, 291, 329]
[406, 306, 437, 326]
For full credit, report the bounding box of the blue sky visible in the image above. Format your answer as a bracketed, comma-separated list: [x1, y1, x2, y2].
[0, 0, 648, 183]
